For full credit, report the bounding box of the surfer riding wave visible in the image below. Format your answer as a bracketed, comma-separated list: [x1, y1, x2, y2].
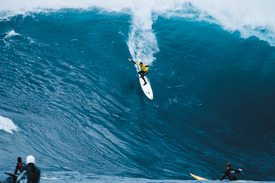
[128, 58, 149, 85]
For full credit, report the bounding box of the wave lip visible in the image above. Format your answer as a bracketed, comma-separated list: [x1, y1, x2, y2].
[1, 0, 275, 46]
[0, 115, 18, 134]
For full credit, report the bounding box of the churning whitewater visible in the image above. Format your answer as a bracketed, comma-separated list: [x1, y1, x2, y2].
[0, 0, 275, 182]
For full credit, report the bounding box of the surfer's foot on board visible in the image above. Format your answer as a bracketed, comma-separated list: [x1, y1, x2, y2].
[139, 76, 147, 85]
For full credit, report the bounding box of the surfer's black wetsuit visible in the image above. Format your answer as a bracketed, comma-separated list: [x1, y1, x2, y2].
[22, 163, 41, 183]
[14, 157, 24, 175]
[14, 162, 24, 175]
[138, 70, 149, 85]
[220, 168, 242, 181]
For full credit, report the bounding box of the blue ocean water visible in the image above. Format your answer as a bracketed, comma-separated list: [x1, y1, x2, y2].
[0, 8, 275, 182]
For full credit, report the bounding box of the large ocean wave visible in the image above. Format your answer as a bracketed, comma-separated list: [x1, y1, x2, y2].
[0, 1, 275, 182]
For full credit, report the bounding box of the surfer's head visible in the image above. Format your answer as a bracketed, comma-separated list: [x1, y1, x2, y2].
[26, 155, 35, 164]
[17, 157, 22, 163]
[140, 62, 143, 65]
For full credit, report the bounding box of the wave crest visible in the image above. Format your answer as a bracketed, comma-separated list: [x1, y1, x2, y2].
[0, 0, 275, 50]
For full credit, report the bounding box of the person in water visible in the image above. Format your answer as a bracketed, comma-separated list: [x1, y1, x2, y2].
[17, 155, 41, 183]
[2, 157, 25, 183]
[220, 163, 242, 181]
[14, 157, 24, 175]
[128, 58, 149, 85]
[25, 155, 41, 183]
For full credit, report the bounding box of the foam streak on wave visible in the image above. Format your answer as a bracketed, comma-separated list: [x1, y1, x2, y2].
[127, 1, 159, 65]
[4, 30, 20, 39]
[0, 115, 18, 134]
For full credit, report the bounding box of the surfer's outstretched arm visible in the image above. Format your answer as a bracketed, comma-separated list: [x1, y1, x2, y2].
[128, 58, 136, 64]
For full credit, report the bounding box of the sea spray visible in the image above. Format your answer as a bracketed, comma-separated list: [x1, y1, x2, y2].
[127, 3, 159, 65]
[0, 115, 18, 134]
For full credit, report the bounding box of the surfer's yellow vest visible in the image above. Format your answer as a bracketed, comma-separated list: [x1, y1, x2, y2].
[136, 61, 148, 72]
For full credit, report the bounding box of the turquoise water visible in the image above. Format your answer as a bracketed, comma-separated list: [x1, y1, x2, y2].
[0, 8, 275, 182]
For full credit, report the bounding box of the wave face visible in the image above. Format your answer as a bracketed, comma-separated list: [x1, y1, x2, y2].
[0, 1, 275, 182]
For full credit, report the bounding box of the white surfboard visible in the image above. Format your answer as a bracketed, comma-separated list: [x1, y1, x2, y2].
[134, 62, 153, 100]
[138, 74, 153, 100]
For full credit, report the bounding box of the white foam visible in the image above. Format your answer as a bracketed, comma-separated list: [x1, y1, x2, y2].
[4, 30, 20, 39]
[0, 0, 274, 51]
[127, 1, 160, 65]
[0, 115, 18, 134]
[183, 0, 275, 45]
